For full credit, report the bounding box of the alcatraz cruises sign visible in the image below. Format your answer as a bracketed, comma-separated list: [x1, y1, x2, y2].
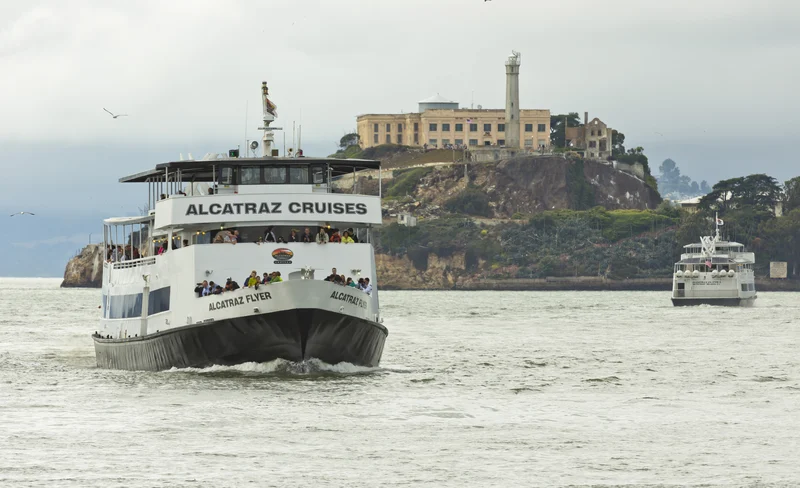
[155, 194, 382, 228]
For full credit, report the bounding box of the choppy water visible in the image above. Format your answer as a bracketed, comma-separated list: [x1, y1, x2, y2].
[1, 278, 799, 487]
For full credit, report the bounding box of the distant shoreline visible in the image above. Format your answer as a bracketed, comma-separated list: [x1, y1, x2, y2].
[383, 278, 800, 292]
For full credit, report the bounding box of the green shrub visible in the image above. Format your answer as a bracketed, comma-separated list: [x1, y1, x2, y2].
[443, 187, 491, 217]
[385, 167, 432, 198]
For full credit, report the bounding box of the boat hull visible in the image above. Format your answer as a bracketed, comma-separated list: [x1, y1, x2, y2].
[93, 308, 387, 371]
[671, 296, 756, 307]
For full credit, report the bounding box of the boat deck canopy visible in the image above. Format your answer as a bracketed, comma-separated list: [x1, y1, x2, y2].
[119, 157, 381, 183]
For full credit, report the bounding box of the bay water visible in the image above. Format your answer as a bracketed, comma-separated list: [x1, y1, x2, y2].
[1, 278, 798, 487]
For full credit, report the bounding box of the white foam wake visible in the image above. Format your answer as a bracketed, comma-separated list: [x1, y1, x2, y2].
[164, 357, 379, 375]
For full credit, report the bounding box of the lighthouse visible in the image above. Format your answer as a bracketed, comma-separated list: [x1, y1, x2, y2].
[504, 51, 521, 149]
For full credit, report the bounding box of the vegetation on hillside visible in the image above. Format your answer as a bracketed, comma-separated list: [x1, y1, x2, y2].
[376, 172, 800, 279]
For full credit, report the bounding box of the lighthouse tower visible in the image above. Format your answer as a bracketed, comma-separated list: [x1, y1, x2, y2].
[504, 51, 521, 149]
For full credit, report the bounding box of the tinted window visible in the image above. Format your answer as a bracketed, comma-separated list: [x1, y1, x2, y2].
[289, 166, 309, 184]
[240, 166, 261, 185]
[220, 167, 236, 185]
[311, 166, 326, 184]
[264, 166, 287, 184]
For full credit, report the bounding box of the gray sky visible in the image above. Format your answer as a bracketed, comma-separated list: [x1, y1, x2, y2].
[1, 0, 799, 275]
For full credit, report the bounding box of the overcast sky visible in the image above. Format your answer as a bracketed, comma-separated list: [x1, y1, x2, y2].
[1, 0, 799, 275]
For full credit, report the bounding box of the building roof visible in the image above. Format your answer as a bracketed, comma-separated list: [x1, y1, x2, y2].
[678, 196, 703, 205]
[418, 94, 456, 104]
[119, 157, 381, 183]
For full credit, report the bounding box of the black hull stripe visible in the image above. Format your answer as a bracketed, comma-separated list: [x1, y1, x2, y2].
[671, 297, 756, 307]
[94, 309, 387, 371]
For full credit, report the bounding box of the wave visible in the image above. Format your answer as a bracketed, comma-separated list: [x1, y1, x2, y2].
[164, 357, 380, 376]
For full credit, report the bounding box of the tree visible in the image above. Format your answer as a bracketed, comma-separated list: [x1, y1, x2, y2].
[611, 130, 625, 156]
[784, 176, 800, 213]
[699, 174, 781, 214]
[700, 180, 711, 193]
[690, 181, 700, 194]
[339, 132, 360, 149]
[759, 209, 800, 277]
[549, 113, 581, 148]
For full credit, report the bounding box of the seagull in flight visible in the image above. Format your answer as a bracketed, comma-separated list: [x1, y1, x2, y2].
[103, 108, 128, 119]
[10, 211, 35, 217]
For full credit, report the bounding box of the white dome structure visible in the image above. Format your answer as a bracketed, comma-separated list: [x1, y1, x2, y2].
[418, 94, 459, 112]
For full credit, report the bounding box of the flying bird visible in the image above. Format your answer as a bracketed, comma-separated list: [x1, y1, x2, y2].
[10, 211, 35, 217]
[103, 108, 128, 119]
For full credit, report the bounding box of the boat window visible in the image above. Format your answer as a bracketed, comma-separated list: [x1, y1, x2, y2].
[240, 166, 261, 185]
[677, 283, 685, 290]
[311, 165, 326, 184]
[289, 165, 309, 184]
[220, 167, 236, 185]
[264, 166, 287, 184]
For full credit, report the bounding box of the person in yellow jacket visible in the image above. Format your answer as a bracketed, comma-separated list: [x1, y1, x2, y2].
[246, 270, 260, 288]
[341, 231, 355, 244]
[270, 271, 283, 283]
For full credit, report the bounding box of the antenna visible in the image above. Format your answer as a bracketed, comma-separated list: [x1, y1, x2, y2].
[244, 101, 248, 159]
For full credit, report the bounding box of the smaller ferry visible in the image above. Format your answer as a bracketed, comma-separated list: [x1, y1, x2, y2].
[671, 215, 756, 306]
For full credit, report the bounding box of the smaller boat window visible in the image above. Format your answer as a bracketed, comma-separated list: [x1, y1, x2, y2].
[240, 166, 261, 185]
[289, 165, 309, 184]
[264, 166, 287, 184]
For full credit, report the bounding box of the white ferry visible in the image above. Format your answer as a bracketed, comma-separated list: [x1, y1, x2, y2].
[94, 82, 387, 370]
[671, 216, 756, 306]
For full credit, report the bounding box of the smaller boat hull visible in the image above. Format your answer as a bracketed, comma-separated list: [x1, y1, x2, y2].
[93, 308, 387, 371]
[671, 296, 756, 307]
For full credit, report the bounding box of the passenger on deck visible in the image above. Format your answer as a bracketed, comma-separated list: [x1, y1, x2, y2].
[346, 277, 357, 288]
[289, 229, 299, 242]
[262, 272, 271, 284]
[341, 231, 354, 244]
[195, 280, 209, 297]
[225, 278, 240, 291]
[357, 278, 365, 290]
[316, 227, 329, 244]
[213, 285, 223, 295]
[208, 281, 216, 294]
[264, 226, 276, 243]
[246, 271, 260, 288]
[277, 236, 286, 243]
[324, 268, 338, 281]
[363, 278, 373, 295]
[270, 271, 283, 283]
[302, 228, 312, 243]
[348, 228, 359, 243]
[330, 229, 341, 243]
[182, 239, 189, 248]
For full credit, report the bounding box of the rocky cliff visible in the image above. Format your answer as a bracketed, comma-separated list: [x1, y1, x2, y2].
[61, 244, 103, 288]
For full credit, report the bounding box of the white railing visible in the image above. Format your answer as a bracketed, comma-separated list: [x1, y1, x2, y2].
[112, 257, 157, 270]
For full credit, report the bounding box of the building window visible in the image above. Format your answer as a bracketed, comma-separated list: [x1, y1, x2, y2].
[589, 141, 597, 148]
[590, 130, 595, 136]
[455, 139, 463, 145]
[538, 124, 546, 132]
[373, 134, 378, 144]
[455, 123, 463, 132]
[538, 139, 546, 147]
[525, 124, 533, 132]
[398, 123, 403, 132]
[442, 139, 450, 145]
[442, 123, 450, 131]
[373, 124, 378, 133]
[414, 133, 419, 144]
[469, 123, 478, 132]
[386, 123, 391, 132]
[413, 122, 419, 132]
[484, 140, 491, 146]
[525, 139, 533, 147]
[498, 124, 505, 132]
[498, 139, 505, 146]
[469, 139, 478, 146]
[483, 123, 492, 132]
[397, 134, 403, 144]
[428, 138, 437, 146]
[429, 123, 438, 131]
[386, 134, 391, 144]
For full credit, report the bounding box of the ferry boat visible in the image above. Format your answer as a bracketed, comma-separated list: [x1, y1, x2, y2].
[93, 82, 387, 371]
[671, 215, 756, 306]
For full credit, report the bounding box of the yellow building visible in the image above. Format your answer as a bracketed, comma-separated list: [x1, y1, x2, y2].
[357, 95, 550, 150]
